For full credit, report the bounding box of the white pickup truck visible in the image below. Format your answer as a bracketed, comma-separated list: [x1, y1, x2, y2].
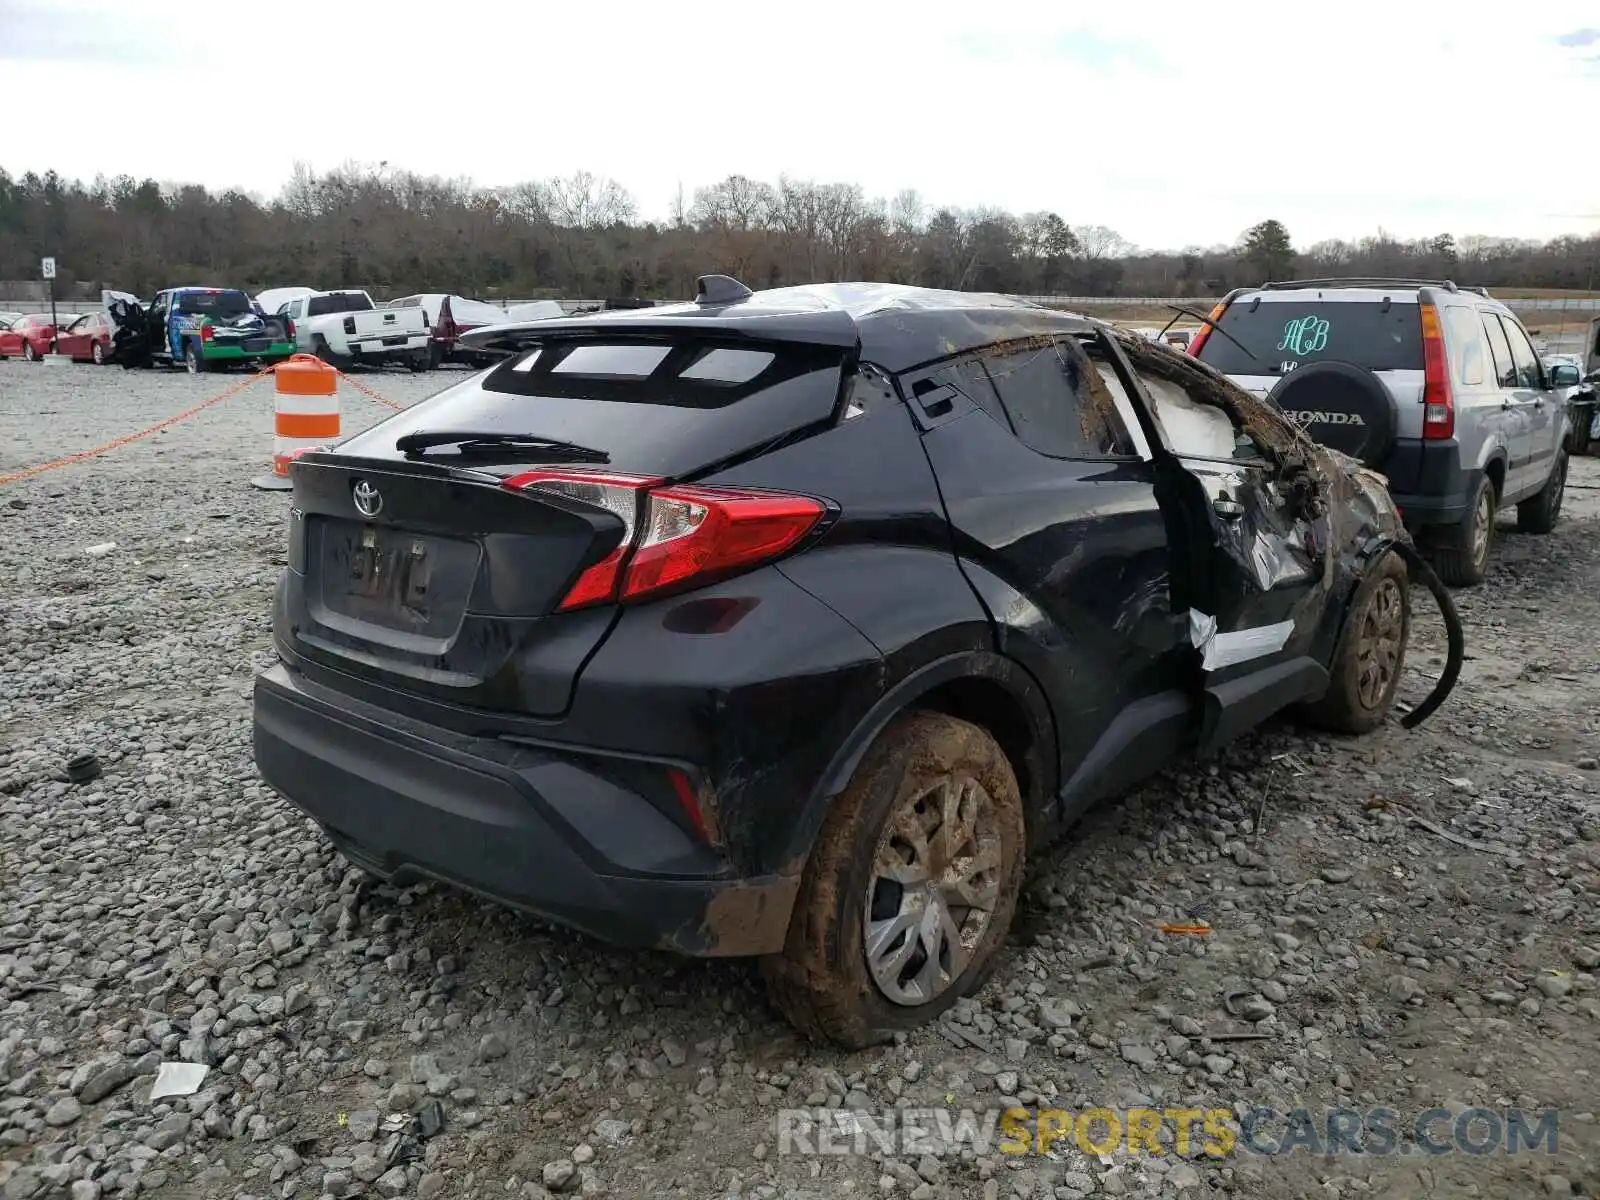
[257, 287, 431, 370]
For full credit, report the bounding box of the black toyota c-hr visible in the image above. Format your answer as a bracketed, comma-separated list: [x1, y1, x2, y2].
[254, 277, 1418, 1047]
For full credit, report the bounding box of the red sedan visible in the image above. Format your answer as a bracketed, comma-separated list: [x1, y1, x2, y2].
[55, 312, 112, 364]
[0, 313, 58, 360]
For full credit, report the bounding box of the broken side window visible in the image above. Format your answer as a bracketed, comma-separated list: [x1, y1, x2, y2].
[1135, 370, 1269, 465]
[929, 356, 1013, 431]
[974, 339, 1138, 460]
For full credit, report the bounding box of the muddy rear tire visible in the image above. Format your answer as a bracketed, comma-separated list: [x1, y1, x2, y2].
[1516, 451, 1567, 535]
[1297, 551, 1410, 735]
[1431, 474, 1494, 587]
[760, 711, 1025, 1049]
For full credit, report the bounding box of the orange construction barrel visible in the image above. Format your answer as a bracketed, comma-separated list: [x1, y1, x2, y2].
[251, 354, 339, 491]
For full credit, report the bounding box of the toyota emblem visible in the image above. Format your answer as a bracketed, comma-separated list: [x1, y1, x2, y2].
[352, 480, 383, 518]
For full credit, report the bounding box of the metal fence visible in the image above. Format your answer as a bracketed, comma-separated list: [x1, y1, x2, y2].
[1015, 294, 1600, 312]
[8, 291, 1598, 317]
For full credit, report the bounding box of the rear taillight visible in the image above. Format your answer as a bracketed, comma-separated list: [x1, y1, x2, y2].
[343, 316, 357, 335]
[285, 319, 296, 339]
[501, 468, 827, 610]
[200, 324, 213, 342]
[1419, 301, 1454, 440]
[1186, 299, 1227, 358]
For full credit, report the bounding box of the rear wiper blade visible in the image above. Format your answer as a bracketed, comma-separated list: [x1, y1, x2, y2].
[395, 430, 609, 462]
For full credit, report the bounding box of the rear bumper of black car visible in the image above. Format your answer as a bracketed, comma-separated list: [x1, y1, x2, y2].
[252, 663, 800, 956]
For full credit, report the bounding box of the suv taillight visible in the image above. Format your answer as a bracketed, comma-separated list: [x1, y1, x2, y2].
[1186, 299, 1227, 358]
[200, 324, 213, 342]
[1419, 301, 1454, 440]
[501, 468, 827, 610]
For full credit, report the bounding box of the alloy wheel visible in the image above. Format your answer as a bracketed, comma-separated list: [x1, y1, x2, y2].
[1471, 488, 1493, 569]
[1353, 576, 1405, 710]
[863, 774, 1003, 1007]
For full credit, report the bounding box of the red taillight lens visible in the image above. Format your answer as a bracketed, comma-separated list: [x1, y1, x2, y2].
[624, 485, 825, 601]
[501, 469, 826, 610]
[503, 469, 659, 609]
[1419, 302, 1454, 440]
[286, 319, 296, 339]
[200, 324, 213, 342]
[1186, 300, 1227, 358]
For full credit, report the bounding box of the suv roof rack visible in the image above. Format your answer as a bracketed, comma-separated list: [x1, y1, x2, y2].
[1258, 277, 1484, 295]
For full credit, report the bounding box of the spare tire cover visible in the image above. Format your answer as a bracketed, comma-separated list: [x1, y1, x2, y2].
[1266, 360, 1397, 467]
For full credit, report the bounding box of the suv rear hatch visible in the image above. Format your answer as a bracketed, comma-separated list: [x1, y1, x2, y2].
[1191, 291, 1424, 466]
[279, 322, 855, 718]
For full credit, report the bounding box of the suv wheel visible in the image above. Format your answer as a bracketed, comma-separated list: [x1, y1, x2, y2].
[1516, 451, 1567, 535]
[1433, 474, 1496, 587]
[761, 711, 1025, 1049]
[1298, 552, 1409, 734]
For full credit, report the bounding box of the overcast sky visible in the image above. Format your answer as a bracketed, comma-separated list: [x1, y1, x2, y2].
[3, 0, 1597, 251]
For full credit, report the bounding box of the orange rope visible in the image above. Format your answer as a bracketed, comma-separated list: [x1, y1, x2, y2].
[0, 367, 276, 486]
[0, 360, 413, 486]
[331, 366, 407, 411]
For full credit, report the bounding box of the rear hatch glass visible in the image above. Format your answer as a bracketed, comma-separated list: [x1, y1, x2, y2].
[307, 292, 373, 316]
[1196, 298, 1423, 378]
[339, 336, 848, 479]
[284, 335, 849, 713]
[176, 290, 252, 319]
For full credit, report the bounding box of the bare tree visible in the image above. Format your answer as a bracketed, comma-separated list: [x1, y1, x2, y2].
[689, 175, 775, 232]
[543, 171, 637, 230]
[1074, 224, 1132, 260]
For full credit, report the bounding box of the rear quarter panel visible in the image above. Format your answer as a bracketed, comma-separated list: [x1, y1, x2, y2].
[1439, 301, 1510, 477]
[699, 374, 996, 681]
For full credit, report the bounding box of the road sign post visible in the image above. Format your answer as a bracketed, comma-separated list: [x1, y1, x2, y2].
[41, 257, 57, 335]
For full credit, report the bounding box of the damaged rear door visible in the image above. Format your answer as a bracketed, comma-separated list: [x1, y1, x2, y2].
[907, 333, 1195, 817]
[1109, 338, 1328, 751]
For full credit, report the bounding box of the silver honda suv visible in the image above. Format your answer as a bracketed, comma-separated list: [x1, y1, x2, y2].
[1189, 278, 1570, 586]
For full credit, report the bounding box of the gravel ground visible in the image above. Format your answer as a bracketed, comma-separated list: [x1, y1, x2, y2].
[2, 359, 1598, 1200]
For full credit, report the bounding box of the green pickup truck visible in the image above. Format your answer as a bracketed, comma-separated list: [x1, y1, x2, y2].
[105, 286, 298, 372]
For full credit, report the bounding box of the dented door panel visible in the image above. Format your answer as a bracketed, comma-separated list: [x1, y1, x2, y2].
[1107, 331, 1403, 695]
[1175, 456, 1319, 634]
[908, 351, 1191, 800]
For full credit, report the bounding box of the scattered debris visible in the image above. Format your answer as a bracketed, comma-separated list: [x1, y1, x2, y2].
[1398, 809, 1518, 857]
[64, 752, 101, 784]
[148, 1061, 209, 1100]
[414, 1099, 446, 1139]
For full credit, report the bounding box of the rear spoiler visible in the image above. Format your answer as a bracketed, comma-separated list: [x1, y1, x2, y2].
[457, 307, 864, 356]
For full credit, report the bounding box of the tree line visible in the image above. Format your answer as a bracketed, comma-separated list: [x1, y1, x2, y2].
[1, 163, 1596, 303]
